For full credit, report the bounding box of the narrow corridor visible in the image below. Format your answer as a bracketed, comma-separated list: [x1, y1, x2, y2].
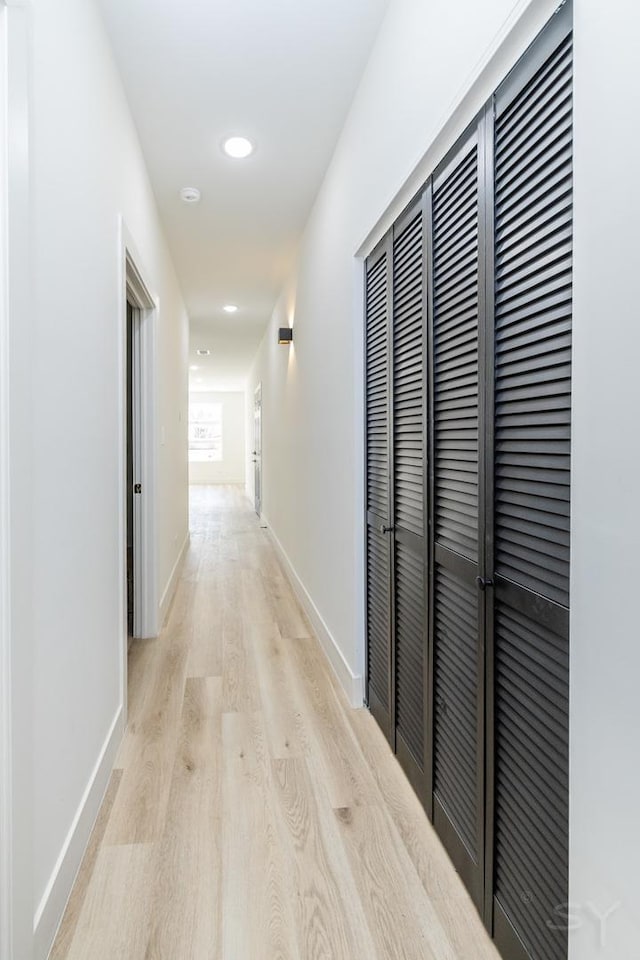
[50, 486, 499, 960]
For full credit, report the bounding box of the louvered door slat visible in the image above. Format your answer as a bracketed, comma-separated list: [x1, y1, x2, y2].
[394, 206, 424, 540]
[493, 604, 569, 960]
[367, 529, 391, 707]
[433, 564, 479, 855]
[365, 240, 392, 740]
[430, 129, 484, 909]
[491, 16, 572, 960]
[392, 198, 427, 795]
[395, 540, 425, 765]
[433, 146, 479, 561]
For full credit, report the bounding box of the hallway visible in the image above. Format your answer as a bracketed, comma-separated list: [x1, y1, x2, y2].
[50, 486, 499, 960]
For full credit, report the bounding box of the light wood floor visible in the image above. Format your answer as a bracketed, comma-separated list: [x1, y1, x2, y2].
[50, 485, 500, 960]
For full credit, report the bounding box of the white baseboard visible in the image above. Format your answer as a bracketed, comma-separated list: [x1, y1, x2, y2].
[33, 706, 124, 960]
[263, 517, 364, 708]
[159, 532, 190, 627]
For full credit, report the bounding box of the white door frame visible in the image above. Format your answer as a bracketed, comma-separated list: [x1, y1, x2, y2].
[119, 220, 158, 720]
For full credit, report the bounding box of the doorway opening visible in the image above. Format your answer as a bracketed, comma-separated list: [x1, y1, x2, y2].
[122, 240, 158, 692]
[253, 383, 262, 516]
[126, 300, 140, 639]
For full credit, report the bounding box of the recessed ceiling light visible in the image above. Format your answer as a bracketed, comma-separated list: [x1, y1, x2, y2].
[196, 349, 210, 356]
[190, 365, 199, 370]
[223, 304, 238, 313]
[222, 136, 254, 159]
[180, 187, 201, 203]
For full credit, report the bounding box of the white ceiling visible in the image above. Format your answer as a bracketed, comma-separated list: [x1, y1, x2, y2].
[97, 0, 390, 389]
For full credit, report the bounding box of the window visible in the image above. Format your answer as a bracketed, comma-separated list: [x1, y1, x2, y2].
[189, 401, 223, 462]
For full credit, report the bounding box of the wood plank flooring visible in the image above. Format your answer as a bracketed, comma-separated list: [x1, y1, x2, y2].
[50, 484, 500, 960]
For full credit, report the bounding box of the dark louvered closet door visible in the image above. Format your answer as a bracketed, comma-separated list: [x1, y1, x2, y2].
[428, 126, 485, 908]
[365, 236, 393, 742]
[392, 195, 428, 802]
[488, 8, 572, 960]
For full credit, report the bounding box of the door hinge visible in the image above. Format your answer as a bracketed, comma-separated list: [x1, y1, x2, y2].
[134, 483, 142, 494]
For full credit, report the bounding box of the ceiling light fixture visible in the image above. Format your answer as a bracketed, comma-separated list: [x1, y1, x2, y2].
[180, 186, 201, 203]
[196, 349, 210, 356]
[223, 304, 238, 314]
[222, 136, 254, 159]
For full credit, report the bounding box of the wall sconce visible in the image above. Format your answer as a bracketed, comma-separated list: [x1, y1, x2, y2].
[278, 327, 293, 345]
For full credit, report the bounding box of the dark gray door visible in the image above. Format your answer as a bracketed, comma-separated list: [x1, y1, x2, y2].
[364, 235, 393, 741]
[488, 10, 572, 960]
[391, 195, 429, 802]
[428, 123, 486, 910]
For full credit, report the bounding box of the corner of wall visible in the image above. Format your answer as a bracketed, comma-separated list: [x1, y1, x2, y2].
[32, 706, 124, 960]
[263, 515, 364, 708]
[159, 531, 190, 630]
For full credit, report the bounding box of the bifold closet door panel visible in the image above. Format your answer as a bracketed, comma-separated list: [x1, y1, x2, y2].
[490, 8, 572, 960]
[492, 594, 569, 960]
[392, 195, 428, 800]
[429, 128, 485, 908]
[365, 237, 393, 741]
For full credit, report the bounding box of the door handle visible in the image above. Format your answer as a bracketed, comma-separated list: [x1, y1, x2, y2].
[379, 524, 394, 534]
[475, 576, 494, 591]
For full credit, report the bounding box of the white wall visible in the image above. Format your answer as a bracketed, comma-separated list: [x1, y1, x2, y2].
[570, 2, 640, 956]
[189, 390, 246, 485]
[1, 7, 34, 958]
[3, 4, 41, 957]
[249, 0, 640, 956]
[19, 0, 189, 955]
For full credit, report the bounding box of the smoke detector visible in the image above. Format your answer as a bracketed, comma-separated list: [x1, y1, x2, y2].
[180, 187, 201, 204]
